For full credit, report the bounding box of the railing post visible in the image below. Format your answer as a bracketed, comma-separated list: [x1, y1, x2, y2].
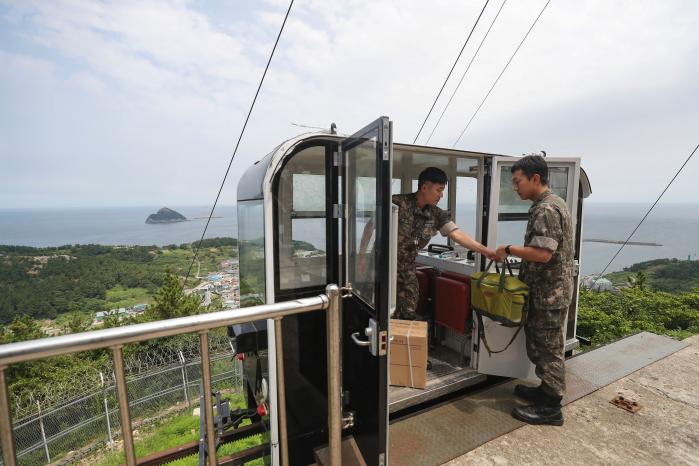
[325, 285, 341, 466]
[100, 372, 113, 444]
[179, 351, 191, 407]
[36, 400, 51, 463]
[274, 317, 289, 466]
[112, 346, 136, 466]
[0, 366, 17, 466]
[199, 331, 217, 466]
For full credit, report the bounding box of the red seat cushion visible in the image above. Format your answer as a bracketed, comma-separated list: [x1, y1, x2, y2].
[439, 271, 472, 286]
[434, 275, 472, 334]
[415, 270, 429, 317]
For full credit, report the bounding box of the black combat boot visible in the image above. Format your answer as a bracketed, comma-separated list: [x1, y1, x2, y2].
[511, 393, 564, 426]
[513, 384, 547, 403]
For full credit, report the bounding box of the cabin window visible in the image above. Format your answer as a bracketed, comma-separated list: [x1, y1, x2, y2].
[276, 146, 327, 290]
[391, 178, 401, 195]
[348, 137, 379, 306]
[455, 176, 478, 239]
[549, 167, 570, 200]
[498, 166, 570, 217]
[238, 199, 266, 306]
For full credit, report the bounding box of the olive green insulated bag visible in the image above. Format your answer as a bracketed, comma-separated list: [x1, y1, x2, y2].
[471, 261, 529, 355]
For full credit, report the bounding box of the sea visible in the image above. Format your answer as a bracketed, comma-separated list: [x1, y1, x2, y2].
[1, 203, 697, 277]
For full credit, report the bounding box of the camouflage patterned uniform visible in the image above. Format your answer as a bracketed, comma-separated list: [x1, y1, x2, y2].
[392, 193, 458, 320]
[519, 190, 574, 398]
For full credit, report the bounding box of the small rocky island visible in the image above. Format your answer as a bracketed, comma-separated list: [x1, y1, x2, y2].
[145, 207, 188, 224]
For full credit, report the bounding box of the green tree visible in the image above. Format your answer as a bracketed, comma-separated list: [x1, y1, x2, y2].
[145, 272, 201, 320]
[61, 311, 92, 334]
[6, 315, 45, 342]
[102, 311, 123, 328]
[208, 294, 224, 312]
[627, 271, 648, 290]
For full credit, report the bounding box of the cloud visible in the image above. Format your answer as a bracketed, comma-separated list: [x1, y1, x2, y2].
[0, 0, 697, 208]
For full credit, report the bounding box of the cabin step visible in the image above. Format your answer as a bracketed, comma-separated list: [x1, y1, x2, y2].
[313, 436, 367, 466]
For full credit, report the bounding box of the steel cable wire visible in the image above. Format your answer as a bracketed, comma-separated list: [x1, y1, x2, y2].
[184, 0, 295, 286]
[413, 0, 491, 144]
[593, 142, 699, 282]
[425, 0, 508, 145]
[452, 0, 551, 148]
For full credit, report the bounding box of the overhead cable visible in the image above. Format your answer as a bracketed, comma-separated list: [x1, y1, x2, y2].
[452, 0, 550, 148]
[184, 0, 295, 286]
[594, 142, 699, 282]
[425, 0, 507, 145]
[413, 0, 491, 144]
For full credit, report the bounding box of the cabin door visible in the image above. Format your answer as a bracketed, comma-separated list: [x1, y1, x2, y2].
[476, 156, 580, 378]
[339, 117, 392, 466]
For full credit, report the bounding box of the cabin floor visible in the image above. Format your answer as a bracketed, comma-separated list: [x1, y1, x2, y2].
[388, 344, 485, 413]
[389, 332, 696, 466]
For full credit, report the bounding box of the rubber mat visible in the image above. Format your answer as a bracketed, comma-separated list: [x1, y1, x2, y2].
[388, 332, 689, 466]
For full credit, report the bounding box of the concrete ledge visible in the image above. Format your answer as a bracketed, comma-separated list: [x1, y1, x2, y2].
[447, 334, 699, 465]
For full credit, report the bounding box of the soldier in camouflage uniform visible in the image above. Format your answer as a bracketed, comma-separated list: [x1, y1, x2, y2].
[496, 155, 574, 426]
[392, 167, 497, 320]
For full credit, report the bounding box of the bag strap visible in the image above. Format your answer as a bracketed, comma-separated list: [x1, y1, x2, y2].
[475, 311, 526, 356]
[493, 260, 515, 291]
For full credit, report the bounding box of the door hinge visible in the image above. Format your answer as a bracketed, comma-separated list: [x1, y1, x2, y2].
[379, 452, 385, 466]
[342, 410, 355, 430]
[378, 330, 388, 356]
[340, 284, 353, 298]
[333, 204, 345, 219]
[473, 343, 479, 353]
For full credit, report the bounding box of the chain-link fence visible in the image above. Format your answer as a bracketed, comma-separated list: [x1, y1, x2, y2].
[9, 343, 242, 465]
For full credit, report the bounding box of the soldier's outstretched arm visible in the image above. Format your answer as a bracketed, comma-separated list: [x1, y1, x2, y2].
[496, 244, 553, 263]
[448, 229, 499, 261]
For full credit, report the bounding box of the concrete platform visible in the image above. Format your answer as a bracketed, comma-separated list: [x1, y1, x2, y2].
[388, 332, 692, 466]
[446, 334, 699, 466]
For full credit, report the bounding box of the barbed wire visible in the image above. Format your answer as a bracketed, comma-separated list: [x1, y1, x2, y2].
[10, 330, 234, 420]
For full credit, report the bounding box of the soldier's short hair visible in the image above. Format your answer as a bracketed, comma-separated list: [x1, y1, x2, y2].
[511, 155, 549, 185]
[418, 167, 448, 188]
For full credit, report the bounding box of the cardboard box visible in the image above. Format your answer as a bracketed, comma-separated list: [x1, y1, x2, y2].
[389, 319, 428, 389]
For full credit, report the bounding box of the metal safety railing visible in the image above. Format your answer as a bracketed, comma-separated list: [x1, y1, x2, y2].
[0, 284, 342, 466]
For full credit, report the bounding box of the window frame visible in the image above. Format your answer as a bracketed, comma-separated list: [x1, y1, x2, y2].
[272, 140, 337, 300]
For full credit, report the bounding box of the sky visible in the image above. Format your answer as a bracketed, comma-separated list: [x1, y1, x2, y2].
[0, 0, 697, 209]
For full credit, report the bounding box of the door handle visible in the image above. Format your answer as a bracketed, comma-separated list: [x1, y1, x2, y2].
[351, 320, 384, 356]
[351, 331, 371, 347]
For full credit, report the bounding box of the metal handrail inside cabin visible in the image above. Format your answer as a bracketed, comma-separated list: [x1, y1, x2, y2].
[0, 284, 342, 466]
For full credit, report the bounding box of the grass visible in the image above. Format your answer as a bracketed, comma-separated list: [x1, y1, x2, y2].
[94, 394, 264, 466]
[105, 286, 152, 308]
[152, 246, 237, 282]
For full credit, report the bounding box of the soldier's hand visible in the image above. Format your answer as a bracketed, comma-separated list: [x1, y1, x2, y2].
[484, 247, 502, 262]
[495, 245, 508, 261]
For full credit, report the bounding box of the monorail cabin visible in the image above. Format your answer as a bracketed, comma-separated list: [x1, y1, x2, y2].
[230, 117, 592, 465]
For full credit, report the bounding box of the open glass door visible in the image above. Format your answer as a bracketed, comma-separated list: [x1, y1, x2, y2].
[476, 156, 580, 379]
[340, 117, 392, 466]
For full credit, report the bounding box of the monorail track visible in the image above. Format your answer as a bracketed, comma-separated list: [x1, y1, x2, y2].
[121, 421, 267, 466]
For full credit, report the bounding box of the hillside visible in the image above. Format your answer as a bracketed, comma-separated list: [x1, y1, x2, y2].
[0, 238, 237, 324]
[605, 258, 699, 292]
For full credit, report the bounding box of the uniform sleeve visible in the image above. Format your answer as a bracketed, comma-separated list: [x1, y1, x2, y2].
[392, 194, 402, 207]
[525, 206, 561, 252]
[435, 207, 459, 237]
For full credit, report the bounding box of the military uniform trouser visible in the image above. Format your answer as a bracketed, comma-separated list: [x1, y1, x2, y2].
[395, 268, 419, 320]
[524, 307, 568, 398]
